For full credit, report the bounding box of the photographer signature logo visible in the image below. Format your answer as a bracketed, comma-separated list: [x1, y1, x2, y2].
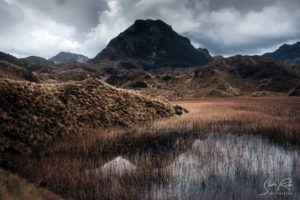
[258, 178, 293, 196]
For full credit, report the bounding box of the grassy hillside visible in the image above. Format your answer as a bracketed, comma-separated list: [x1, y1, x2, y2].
[102, 56, 300, 98]
[0, 78, 185, 154]
[0, 60, 39, 82]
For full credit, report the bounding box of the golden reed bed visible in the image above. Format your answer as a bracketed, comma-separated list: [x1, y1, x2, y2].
[8, 97, 300, 200]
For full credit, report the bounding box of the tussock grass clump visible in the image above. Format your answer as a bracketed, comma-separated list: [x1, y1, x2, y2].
[0, 78, 185, 154]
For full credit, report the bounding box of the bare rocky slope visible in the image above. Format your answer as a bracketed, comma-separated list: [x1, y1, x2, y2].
[0, 78, 185, 154]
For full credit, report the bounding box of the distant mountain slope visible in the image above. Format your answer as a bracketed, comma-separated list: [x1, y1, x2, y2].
[0, 51, 18, 64]
[0, 54, 55, 82]
[263, 42, 300, 65]
[192, 55, 299, 97]
[90, 19, 212, 68]
[0, 79, 185, 154]
[18, 56, 54, 71]
[0, 60, 39, 82]
[1, 51, 298, 98]
[37, 64, 104, 82]
[49, 52, 89, 64]
[0, 51, 100, 82]
[104, 56, 300, 98]
[0, 53, 54, 71]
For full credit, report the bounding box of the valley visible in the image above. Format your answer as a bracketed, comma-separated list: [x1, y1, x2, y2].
[0, 18, 300, 200]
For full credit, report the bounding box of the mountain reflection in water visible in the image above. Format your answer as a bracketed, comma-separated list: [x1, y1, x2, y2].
[96, 133, 300, 200]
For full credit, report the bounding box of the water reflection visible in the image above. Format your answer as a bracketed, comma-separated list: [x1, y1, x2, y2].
[152, 134, 300, 200]
[94, 133, 300, 199]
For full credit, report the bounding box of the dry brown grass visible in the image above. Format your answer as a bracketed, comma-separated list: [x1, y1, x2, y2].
[103, 56, 300, 99]
[0, 169, 63, 200]
[6, 97, 300, 200]
[0, 78, 184, 154]
[172, 97, 300, 145]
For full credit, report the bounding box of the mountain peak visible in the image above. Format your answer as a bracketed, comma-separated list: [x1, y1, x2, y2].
[130, 19, 173, 31]
[90, 19, 212, 68]
[263, 41, 300, 65]
[49, 52, 89, 64]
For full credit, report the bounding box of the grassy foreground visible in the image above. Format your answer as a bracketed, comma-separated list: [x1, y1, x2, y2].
[173, 96, 300, 145]
[0, 78, 184, 154]
[7, 97, 300, 199]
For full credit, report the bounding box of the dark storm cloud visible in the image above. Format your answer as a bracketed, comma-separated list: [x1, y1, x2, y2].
[179, 0, 300, 55]
[0, 0, 299, 58]
[187, 0, 287, 12]
[14, 0, 108, 35]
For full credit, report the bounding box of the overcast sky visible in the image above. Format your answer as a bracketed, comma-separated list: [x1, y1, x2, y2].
[1, 0, 300, 58]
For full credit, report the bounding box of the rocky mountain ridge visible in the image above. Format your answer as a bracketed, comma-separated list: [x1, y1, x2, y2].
[263, 42, 300, 65]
